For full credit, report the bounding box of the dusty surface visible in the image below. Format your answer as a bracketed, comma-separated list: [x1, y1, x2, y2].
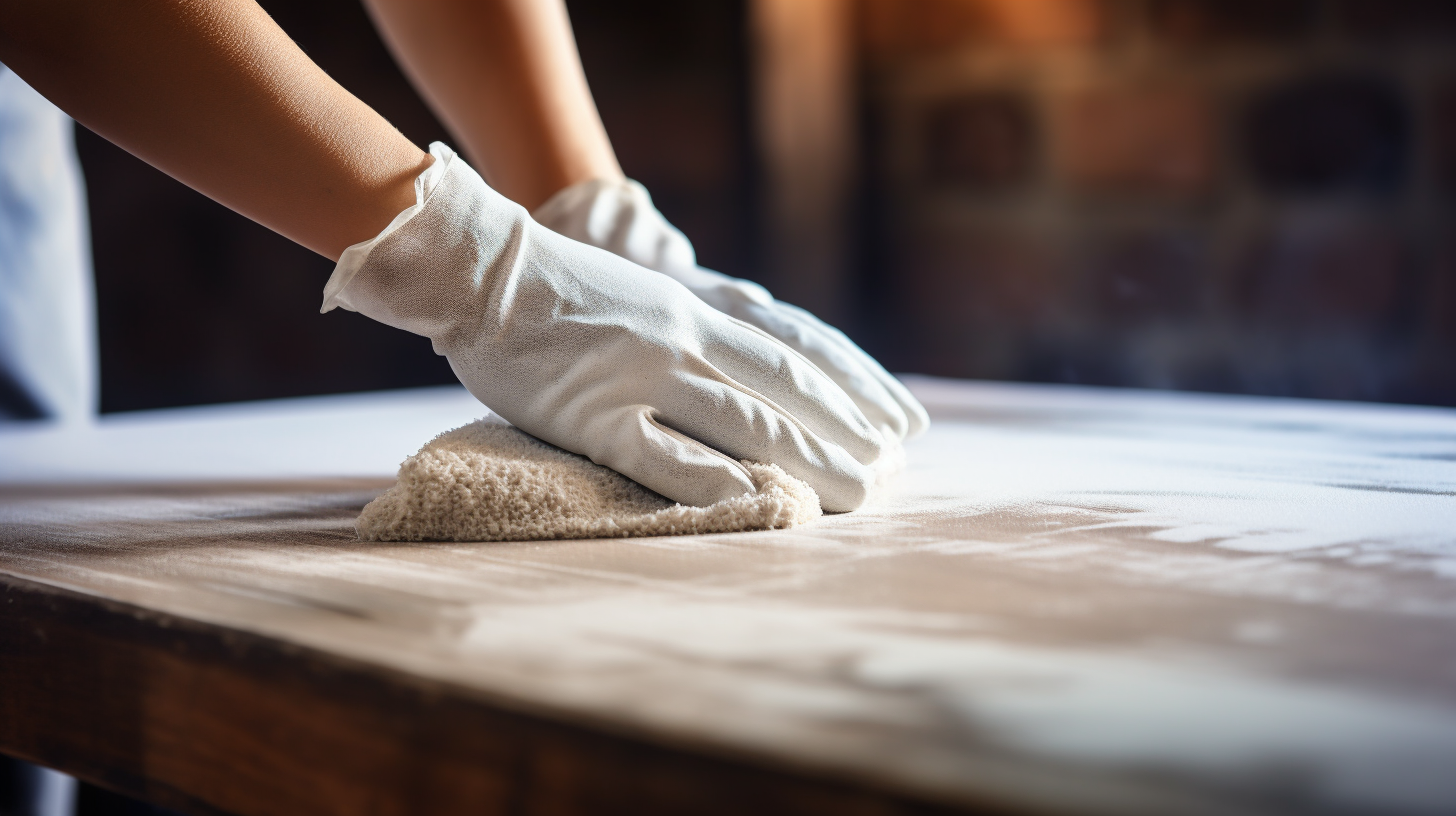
[2, 378, 1454, 815]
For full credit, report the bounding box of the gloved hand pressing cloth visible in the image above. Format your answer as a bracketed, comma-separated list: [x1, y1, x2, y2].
[325, 143, 892, 539]
[354, 414, 822, 542]
[533, 177, 929, 444]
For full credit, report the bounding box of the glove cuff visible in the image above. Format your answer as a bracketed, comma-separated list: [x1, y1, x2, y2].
[315, 141, 528, 348]
[320, 141, 455, 314]
[532, 176, 697, 275]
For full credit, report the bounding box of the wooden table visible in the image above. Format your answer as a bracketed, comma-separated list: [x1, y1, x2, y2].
[2, 379, 1454, 816]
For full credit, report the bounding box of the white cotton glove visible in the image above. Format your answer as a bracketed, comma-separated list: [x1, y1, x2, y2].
[322, 144, 886, 512]
[533, 178, 929, 441]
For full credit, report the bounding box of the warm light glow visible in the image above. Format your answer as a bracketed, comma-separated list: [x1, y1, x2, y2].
[982, 0, 1103, 46]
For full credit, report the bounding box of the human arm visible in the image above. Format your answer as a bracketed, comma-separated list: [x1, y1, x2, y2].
[361, 0, 620, 211]
[0, 0, 430, 260]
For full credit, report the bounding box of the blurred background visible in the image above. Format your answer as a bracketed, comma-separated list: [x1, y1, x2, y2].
[79, 0, 1456, 413]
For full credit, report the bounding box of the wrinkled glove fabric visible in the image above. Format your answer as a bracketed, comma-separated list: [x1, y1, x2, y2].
[356, 415, 820, 542]
[534, 178, 930, 442]
[323, 143, 885, 512]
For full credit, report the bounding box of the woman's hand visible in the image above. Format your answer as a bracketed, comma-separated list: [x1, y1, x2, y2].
[326, 145, 889, 510]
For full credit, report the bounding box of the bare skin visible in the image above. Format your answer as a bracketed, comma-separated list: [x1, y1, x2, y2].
[364, 0, 623, 211]
[0, 0, 430, 261]
[0, 0, 623, 258]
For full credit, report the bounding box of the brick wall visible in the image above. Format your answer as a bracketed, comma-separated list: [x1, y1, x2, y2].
[860, 0, 1456, 404]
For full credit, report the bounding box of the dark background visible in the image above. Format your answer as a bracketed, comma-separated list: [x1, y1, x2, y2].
[859, 0, 1456, 405]
[79, 0, 1456, 413]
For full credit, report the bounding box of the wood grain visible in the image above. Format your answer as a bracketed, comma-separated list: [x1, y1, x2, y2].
[3, 379, 1455, 816]
[1, 574, 984, 816]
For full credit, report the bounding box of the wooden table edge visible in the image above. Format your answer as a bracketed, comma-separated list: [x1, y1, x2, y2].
[1, 571, 1031, 816]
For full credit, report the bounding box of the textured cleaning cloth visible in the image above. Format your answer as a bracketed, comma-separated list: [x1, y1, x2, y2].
[356, 417, 822, 542]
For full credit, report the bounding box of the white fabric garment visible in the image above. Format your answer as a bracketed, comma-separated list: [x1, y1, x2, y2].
[8, 763, 77, 816]
[323, 143, 886, 511]
[0, 66, 97, 423]
[533, 178, 928, 442]
[356, 415, 820, 542]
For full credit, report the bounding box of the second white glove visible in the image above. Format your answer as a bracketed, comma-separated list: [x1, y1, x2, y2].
[533, 178, 929, 442]
[323, 144, 886, 512]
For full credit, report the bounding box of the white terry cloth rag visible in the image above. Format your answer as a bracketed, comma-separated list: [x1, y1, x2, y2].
[356, 415, 823, 542]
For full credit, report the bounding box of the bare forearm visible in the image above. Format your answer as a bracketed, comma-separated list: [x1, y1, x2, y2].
[363, 0, 620, 210]
[0, 0, 429, 260]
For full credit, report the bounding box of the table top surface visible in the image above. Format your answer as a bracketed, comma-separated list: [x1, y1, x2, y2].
[2, 378, 1455, 816]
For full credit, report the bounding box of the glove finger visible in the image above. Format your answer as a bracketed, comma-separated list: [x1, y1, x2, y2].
[741, 302, 911, 441]
[653, 366, 875, 512]
[774, 302, 930, 439]
[698, 318, 887, 468]
[579, 404, 757, 507]
[867, 361, 929, 438]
